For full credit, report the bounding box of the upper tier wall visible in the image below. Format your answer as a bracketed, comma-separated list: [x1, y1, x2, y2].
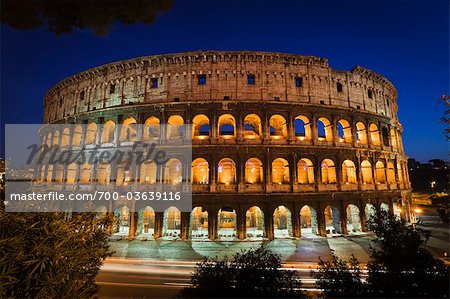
[44, 51, 399, 124]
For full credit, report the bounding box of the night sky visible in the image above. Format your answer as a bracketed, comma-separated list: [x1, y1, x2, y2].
[1, 0, 448, 162]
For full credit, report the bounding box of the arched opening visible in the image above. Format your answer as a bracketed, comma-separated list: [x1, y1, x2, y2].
[390, 128, 398, 149]
[381, 127, 390, 147]
[45, 133, 52, 147]
[246, 206, 264, 239]
[324, 205, 341, 235]
[317, 118, 332, 142]
[294, 115, 311, 140]
[163, 206, 181, 238]
[54, 164, 64, 182]
[397, 162, 404, 184]
[113, 206, 130, 235]
[164, 158, 182, 184]
[369, 123, 380, 146]
[387, 162, 396, 184]
[218, 207, 236, 239]
[167, 115, 184, 140]
[380, 202, 390, 213]
[218, 114, 236, 138]
[272, 158, 290, 184]
[192, 158, 209, 184]
[356, 122, 368, 144]
[346, 204, 362, 233]
[342, 160, 357, 184]
[66, 163, 77, 184]
[143, 116, 160, 140]
[190, 207, 208, 239]
[140, 160, 157, 184]
[361, 160, 373, 184]
[116, 161, 133, 186]
[138, 206, 155, 237]
[61, 128, 70, 147]
[46, 165, 53, 182]
[297, 158, 314, 184]
[79, 163, 92, 183]
[72, 125, 83, 146]
[85, 123, 97, 145]
[40, 165, 46, 181]
[269, 115, 287, 139]
[97, 162, 111, 184]
[375, 161, 386, 183]
[365, 203, 376, 223]
[52, 130, 60, 146]
[300, 205, 318, 237]
[273, 206, 292, 238]
[321, 159, 336, 184]
[337, 119, 352, 143]
[244, 114, 262, 139]
[121, 117, 137, 142]
[218, 158, 236, 184]
[101, 121, 115, 143]
[192, 114, 210, 139]
[245, 158, 263, 184]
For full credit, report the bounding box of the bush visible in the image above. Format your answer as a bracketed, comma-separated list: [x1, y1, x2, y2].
[0, 211, 112, 298]
[180, 247, 303, 298]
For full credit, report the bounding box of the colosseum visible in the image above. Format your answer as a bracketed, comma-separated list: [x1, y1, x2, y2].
[40, 50, 412, 241]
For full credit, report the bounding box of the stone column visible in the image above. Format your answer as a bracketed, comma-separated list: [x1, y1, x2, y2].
[154, 212, 164, 239]
[359, 204, 368, 232]
[340, 204, 349, 235]
[316, 208, 327, 237]
[208, 208, 218, 240]
[264, 209, 274, 240]
[128, 210, 138, 238]
[180, 212, 190, 240]
[291, 207, 301, 238]
[236, 209, 246, 240]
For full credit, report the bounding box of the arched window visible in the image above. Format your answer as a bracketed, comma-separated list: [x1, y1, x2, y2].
[85, 123, 97, 145]
[61, 128, 70, 147]
[337, 119, 352, 143]
[121, 117, 137, 142]
[218, 158, 236, 184]
[52, 130, 60, 146]
[79, 163, 92, 183]
[164, 158, 182, 184]
[218, 114, 236, 137]
[390, 128, 398, 149]
[294, 115, 311, 140]
[97, 163, 111, 184]
[375, 161, 386, 183]
[244, 114, 262, 139]
[272, 158, 290, 184]
[140, 160, 157, 183]
[116, 162, 133, 186]
[40, 165, 46, 181]
[382, 127, 390, 147]
[46, 165, 53, 182]
[361, 160, 373, 184]
[355, 122, 367, 144]
[297, 158, 314, 184]
[397, 162, 404, 183]
[321, 159, 336, 184]
[54, 164, 64, 182]
[72, 125, 83, 146]
[167, 115, 185, 140]
[245, 158, 263, 184]
[317, 118, 332, 142]
[66, 163, 77, 184]
[342, 160, 357, 184]
[45, 133, 52, 147]
[192, 158, 209, 184]
[143, 116, 160, 140]
[387, 162, 396, 183]
[269, 115, 287, 139]
[101, 121, 115, 143]
[369, 123, 380, 146]
[192, 114, 210, 139]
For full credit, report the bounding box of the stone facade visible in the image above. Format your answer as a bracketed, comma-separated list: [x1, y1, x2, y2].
[42, 51, 411, 241]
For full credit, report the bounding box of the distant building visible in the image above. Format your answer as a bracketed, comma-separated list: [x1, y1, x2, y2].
[408, 158, 449, 193]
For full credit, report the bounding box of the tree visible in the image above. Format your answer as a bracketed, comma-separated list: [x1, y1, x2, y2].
[439, 94, 450, 140]
[366, 210, 449, 298]
[0, 211, 112, 298]
[1, 0, 175, 35]
[312, 254, 366, 298]
[180, 247, 303, 298]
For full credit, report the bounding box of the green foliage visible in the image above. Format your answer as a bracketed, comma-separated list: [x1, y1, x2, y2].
[312, 254, 365, 298]
[1, 0, 175, 35]
[431, 194, 450, 224]
[180, 247, 303, 298]
[0, 211, 112, 298]
[366, 210, 449, 298]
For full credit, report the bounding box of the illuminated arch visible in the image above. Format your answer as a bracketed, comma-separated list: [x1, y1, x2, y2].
[390, 128, 398, 149]
[66, 163, 77, 184]
[190, 207, 208, 238]
[269, 114, 287, 139]
[342, 160, 357, 184]
[321, 159, 336, 184]
[375, 161, 386, 183]
[52, 130, 60, 146]
[218, 114, 236, 137]
[85, 123, 97, 144]
[218, 158, 236, 184]
[272, 158, 290, 184]
[245, 158, 263, 184]
[317, 117, 332, 142]
[163, 206, 181, 237]
[337, 119, 352, 143]
[116, 161, 133, 186]
[97, 162, 111, 184]
[140, 160, 157, 183]
[387, 162, 396, 184]
[120, 117, 137, 142]
[143, 116, 160, 140]
[192, 158, 209, 184]
[369, 123, 380, 146]
[79, 163, 92, 183]
[273, 206, 292, 238]
[167, 115, 185, 140]
[246, 206, 264, 239]
[361, 160, 373, 184]
[192, 114, 210, 139]
[101, 121, 115, 143]
[297, 158, 314, 184]
[61, 128, 70, 147]
[243, 114, 262, 139]
[72, 125, 83, 146]
[294, 115, 311, 140]
[356, 122, 368, 144]
[164, 158, 183, 184]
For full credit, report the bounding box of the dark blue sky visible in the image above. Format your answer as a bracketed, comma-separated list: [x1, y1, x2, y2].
[1, 0, 448, 162]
